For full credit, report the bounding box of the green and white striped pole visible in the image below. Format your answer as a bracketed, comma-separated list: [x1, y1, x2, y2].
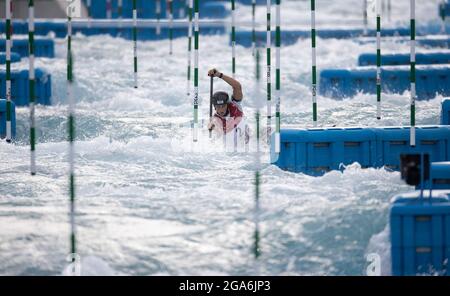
[67, 6, 77, 264]
[266, 0, 272, 143]
[169, 0, 173, 55]
[311, 0, 317, 127]
[117, 0, 123, 31]
[253, 50, 261, 261]
[87, 0, 91, 27]
[376, 0, 381, 120]
[187, 0, 192, 102]
[440, 1, 446, 33]
[363, 0, 368, 35]
[231, 0, 236, 78]
[274, 0, 281, 153]
[106, 0, 112, 19]
[118, 0, 122, 18]
[156, 0, 161, 35]
[410, 0, 416, 147]
[252, 0, 256, 57]
[193, 0, 199, 142]
[29, 0, 36, 174]
[133, 0, 138, 88]
[5, 0, 12, 143]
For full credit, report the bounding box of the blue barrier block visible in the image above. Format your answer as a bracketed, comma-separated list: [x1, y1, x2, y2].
[34, 22, 67, 38]
[319, 66, 450, 99]
[390, 191, 450, 276]
[0, 99, 16, 139]
[357, 37, 450, 49]
[423, 162, 450, 190]
[233, 26, 446, 48]
[275, 128, 378, 175]
[317, 69, 350, 99]
[82, 0, 228, 19]
[442, 99, 450, 125]
[373, 126, 450, 170]
[418, 38, 450, 49]
[358, 53, 450, 66]
[273, 126, 450, 175]
[0, 68, 52, 106]
[0, 52, 21, 64]
[201, 2, 230, 19]
[2, 20, 224, 41]
[0, 39, 55, 58]
[73, 24, 225, 40]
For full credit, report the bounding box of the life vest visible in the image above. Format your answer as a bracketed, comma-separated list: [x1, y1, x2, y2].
[213, 99, 244, 134]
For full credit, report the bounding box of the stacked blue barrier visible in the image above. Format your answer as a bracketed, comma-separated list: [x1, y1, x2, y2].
[233, 26, 447, 48]
[442, 99, 450, 125]
[0, 21, 225, 40]
[82, 0, 229, 19]
[83, 0, 186, 19]
[390, 190, 450, 276]
[0, 69, 52, 106]
[356, 37, 450, 49]
[201, 2, 230, 18]
[358, 52, 450, 66]
[272, 126, 450, 175]
[426, 162, 450, 190]
[319, 66, 450, 99]
[418, 38, 450, 49]
[0, 39, 55, 58]
[0, 52, 21, 64]
[0, 99, 16, 139]
[77, 25, 225, 40]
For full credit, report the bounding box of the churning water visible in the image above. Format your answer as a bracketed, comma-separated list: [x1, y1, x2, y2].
[0, 0, 445, 275]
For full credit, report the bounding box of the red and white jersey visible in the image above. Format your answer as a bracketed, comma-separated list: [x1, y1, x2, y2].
[213, 99, 244, 134]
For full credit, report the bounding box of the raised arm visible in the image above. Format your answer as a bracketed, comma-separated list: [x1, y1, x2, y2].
[208, 69, 243, 101]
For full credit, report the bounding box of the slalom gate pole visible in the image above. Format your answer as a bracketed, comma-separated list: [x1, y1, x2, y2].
[266, 0, 272, 144]
[311, 0, 318, 127]
[5, 0, 12, 143]
[193, 0, 199, 142]
[29, 0, 37, 174]
[410, 0, 416, 147]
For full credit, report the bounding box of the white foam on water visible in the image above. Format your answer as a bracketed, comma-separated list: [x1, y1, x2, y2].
[0, 0, 444, 275]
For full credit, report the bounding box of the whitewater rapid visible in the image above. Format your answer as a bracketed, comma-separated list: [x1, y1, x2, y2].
[0, 0, 445, 275]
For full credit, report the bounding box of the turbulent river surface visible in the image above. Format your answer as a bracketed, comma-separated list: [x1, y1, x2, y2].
[0, 0, 446, 275]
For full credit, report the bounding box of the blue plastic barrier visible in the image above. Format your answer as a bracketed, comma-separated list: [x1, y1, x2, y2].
[201, 2, 230, 19]
[84, 0, 186, 19]
[0, 99, 16, 139]
[426, 162, 450, 190]
[233, 26, 448, 48]
[358, 52, 450, 66]
[0, 52, 21, 64]
[390, 191, 450, 276]
[82, 0, 229, 19]
[373, 127, 450, 170]
[0, 39, 55, 58]
[0, 21, 225, 40]
[272, 126, 450, 176]
[319, 66, 450, 99]
[0, 68, 52, 106]
[357, 37, 450, 49]
[442, 99, 450, 125]
[77, 25, 225, 40]
[418, 38, 450, 49]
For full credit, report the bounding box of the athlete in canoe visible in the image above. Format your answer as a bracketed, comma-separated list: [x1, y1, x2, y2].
[207, 68, 244, 134]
